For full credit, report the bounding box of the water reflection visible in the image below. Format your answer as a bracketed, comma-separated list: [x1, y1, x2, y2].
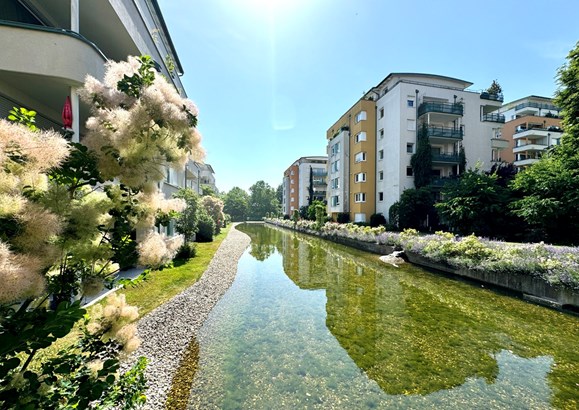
[189, 224, 578, 409]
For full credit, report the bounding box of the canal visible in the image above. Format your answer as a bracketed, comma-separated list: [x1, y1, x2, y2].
[186, 223, 578, 409]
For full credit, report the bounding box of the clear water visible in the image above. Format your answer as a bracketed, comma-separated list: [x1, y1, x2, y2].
[187, 224, 579, 409]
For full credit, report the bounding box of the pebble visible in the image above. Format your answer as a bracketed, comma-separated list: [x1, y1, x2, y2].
[120, 225, 251, 409]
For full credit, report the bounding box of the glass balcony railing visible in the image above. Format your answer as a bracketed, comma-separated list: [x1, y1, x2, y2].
[515, 101, 559, 112]
[482, 113, 505, 123]
[432, 153, 460, 163]
[430, 176, 458, 187]
[426, 126, 464, 140]
[480, 92, 504, 102]
[418, 102, 463, 117]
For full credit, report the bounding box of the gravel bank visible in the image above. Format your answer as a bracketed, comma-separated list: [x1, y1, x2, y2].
[122, 225, 250, 409]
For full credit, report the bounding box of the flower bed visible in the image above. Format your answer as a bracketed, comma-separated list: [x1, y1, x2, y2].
[265, 219, 579, 292]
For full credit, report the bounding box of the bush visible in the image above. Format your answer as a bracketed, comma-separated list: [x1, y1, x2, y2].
[175, 242, 197, 260]
[370, 213, 387, 227]
[336, 212, 350, 223]
[196, 211, 216, 242]
[283, 214, 290, 220]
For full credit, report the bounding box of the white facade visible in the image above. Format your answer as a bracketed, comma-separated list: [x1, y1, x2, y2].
[370, 73, 503, 216]
[327, 130, 349, 215]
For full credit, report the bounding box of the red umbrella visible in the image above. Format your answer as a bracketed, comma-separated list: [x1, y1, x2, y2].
[62, 96, 73, 129]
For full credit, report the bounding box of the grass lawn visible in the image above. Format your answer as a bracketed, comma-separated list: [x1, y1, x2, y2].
[123, 224, 232, 317]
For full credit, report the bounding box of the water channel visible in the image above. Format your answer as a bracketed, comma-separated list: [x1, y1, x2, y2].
[186, 224, 578, 409]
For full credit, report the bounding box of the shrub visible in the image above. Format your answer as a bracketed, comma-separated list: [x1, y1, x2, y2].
[196, 211, 215, 242]
[175, 241, 197, 260]
[370, 213, 387, 227]
[336, 212, 350, 223]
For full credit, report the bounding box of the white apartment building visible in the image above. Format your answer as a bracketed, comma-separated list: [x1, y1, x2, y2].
[367, 73, 504, 216]
[282, 156, 328, 216]
[327, 129, 350, 216]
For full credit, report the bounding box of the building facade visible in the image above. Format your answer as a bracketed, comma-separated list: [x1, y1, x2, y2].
[282, 156, 328, 216]
[327, 73, 506, 222]
[326, 99, 376, 222]
[497, 96, 562, 169]
[0, 0, 199, 237]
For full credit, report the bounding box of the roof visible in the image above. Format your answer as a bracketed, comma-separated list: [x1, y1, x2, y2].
[371, 72, 473, 92]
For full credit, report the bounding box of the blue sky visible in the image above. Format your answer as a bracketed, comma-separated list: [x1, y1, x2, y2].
[158, 0, 578, 193]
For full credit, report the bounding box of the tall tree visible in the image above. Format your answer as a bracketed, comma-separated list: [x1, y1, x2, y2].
[223, 187, 250, 222]
[308, 166, 314, 206]
[249, 180, 279, 219]
[511, 41, 579, 244]
[411, 124, 432, 188]
[275, 183, 283, 205]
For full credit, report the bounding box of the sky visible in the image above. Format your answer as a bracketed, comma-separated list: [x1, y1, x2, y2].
[157, 0, 579, 194]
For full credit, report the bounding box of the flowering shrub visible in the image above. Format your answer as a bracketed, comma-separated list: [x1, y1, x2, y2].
[265, 218, 579, 290]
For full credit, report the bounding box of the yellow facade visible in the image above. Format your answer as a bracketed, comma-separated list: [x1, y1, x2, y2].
[327, 98, 376, 222]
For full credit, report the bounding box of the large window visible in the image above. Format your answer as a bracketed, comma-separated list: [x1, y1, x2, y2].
[379, 108, 384, 118]
[378, 171, 384, 181]
[378, 192, 384, 201]
[331, 160, 340, 173]
[355, 111, 367, 123]
[331, 177, 340, 189]
[355, 132, 366, 143]
[331, 195, 340, 206]
[354, 152, 367, 163]
[354, 192, 366, 203]
[331, 142, 340, 156]
[355, 173, 366, 183]
[378, 150, 384, 160]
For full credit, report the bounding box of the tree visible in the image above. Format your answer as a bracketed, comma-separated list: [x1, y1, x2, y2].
[201, 195, 225, 234]
[308, 166, 314, 206]
[223, 187, 250, 222]
[486, 79, 503, 95]
[201, 184, 217, 197]
[411, 124, 432, 188]
[174, 188, 200, 241]
[436, 167, 517, 238]
[276, 183, 283, 205]
[510, 41, 579, 244]
[249, 180, 279, 219]
[390, 188, 435, 230]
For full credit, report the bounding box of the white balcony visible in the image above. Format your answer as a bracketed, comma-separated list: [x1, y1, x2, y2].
[514, 158, 540, 167]
[491, 138, 510, 149]
[514, 129, 561, 140]
[513, 144, 548, 154]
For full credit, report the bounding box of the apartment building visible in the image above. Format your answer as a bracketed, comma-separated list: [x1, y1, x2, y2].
[326, 99, 377, 222]
[327, 73, 505, 222]
[0, 0, 197, 236]
[282, 156, 328, 216]
[497, 96, 562, 169]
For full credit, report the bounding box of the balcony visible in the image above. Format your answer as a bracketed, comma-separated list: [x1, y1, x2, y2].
[430, 176, 458, 188]
[515, 101, 559, 117]
[432, 153, 460, 164]
[480, 92, 504, 102]
[418, 102, 464, 117]
[425, 125, 464, 142]
[514, 158, 540, 167]
[514, 127, 562, 140]
[482, 113, 506, 123]
[513, 143, 548, 154]
[491, 138, 510, 149]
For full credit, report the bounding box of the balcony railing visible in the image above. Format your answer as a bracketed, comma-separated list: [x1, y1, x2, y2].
[480, 92, 504, 102]
[430, 176, 458, 187]
[515, 101, 559, 112]
[482, 113, 505, 123]
[426, 125, 464, 140]
[432, 153, 460, 163]
[418, 102, 464, 117]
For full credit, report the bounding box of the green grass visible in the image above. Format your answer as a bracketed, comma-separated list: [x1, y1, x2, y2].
[123, 224, 232, 317]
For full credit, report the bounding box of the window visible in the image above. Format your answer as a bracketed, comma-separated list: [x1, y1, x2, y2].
[355, 132, 366, 143]
[378, 192, 384, 201]
[407, 119, 416, 131]
[378, 150, 384, 160]
[290, 197, 295, 202]
[354, 152, 367, 162]
[331, 195, 340, 206]
[379, 129, 384, 139]
[355, 173, 366, 183]
[355, 111, 367, 123]
[379, 108, 384, 118]
[290, 179, 294, 184]
[406, 167, 413, 176]
[378, 171, 383, 181]
[331, 177, 340, 189]
[331, 142, 340, 156]
[290, 188, 294, 193]
[331, 160, 340, 173]
[406, 143, 414, 153]
[407, 99, 414, 107]
[354, 193, 366, 203]
[291, 170, 294, 175]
